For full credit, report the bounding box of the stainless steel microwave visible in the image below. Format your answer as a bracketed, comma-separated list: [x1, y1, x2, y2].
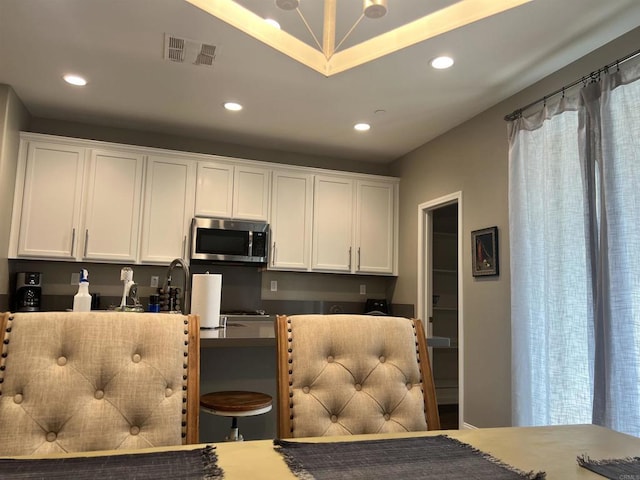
[190, 217, 269, 264]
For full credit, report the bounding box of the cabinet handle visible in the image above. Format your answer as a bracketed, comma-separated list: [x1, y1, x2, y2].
[272, 242, 276, 266]
[71, 228, 76, 256]
[357, 247, 361, 270]
[348, 247, 352, 270]
[84, 229, 89, 258]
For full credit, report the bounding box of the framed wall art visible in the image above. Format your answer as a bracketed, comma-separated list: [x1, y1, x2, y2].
[472, 226, 499, 277]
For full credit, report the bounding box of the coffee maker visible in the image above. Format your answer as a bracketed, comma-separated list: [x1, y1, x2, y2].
[15, 272, 42, 312]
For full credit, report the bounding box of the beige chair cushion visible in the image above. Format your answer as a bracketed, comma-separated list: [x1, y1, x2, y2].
[0, 311, 199, 455]
[276, 315, 439, 438]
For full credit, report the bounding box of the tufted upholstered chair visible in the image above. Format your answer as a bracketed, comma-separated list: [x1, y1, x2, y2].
[276, 314, 440, 438]
[0, 311, 200, 456]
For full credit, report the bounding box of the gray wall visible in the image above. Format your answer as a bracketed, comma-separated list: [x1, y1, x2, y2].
[390, 27, 640, 428]
[0, 85, 29, 308]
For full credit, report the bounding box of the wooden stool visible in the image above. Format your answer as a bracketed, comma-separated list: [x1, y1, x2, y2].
[200, 390, 273, 441]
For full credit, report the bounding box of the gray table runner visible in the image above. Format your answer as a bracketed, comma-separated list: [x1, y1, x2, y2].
[0, 445, 221, 480]
[274, 435, 546, 480]
[578, 454, 640, 479]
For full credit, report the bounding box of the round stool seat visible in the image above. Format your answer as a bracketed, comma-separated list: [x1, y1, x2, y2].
[200, 391, 272, 441]
[200, 391, 273, 417]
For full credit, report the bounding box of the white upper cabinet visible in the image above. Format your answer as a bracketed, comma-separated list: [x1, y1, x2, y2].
[9, 133, 398, 274]
[195, 160, 270, 221]
[12, 140, 85, 259]
[10, 136, 144, 262]
[354, 180, 396, 274]
[140, 155, 196, 263]
[269, 170, 313, 270]
[82, 148, 144, 262]
[233, 165, 271, 221]
[195, 161, 234, 218]
[310, 175, 397, 275]
[312, 175, 354, 272]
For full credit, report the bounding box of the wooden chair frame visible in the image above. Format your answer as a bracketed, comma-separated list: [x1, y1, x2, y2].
[185, 313, 201, 444]
[275, 315, 440, 438]
[0, 312, 201, 446]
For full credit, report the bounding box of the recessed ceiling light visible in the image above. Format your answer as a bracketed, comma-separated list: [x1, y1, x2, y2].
[354, 123, 371, 132]
[430, 56, 454, 69]
[224, 102, 243, 111]
[265, 18, 281, 29]
[63, 74, 87, 86]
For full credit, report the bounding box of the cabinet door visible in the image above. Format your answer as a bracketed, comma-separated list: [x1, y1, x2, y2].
[195, 161, 234, 218]
[233, 165, 270, 221]
[269, 171, 313, 270]
[140, 155, 196, 263]
[16, 141, 85, 259]
[312, 175, 354, 272]
[82, 148, 144, 262]
[355, 180, 396, 274]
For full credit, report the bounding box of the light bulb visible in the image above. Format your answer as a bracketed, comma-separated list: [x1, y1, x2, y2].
[276, 0, 299, 10]
[224, 102, 243, 111]
[63, 74, 87, 86]
[430, 56, 454, 69]
[363, 0, 387, 19]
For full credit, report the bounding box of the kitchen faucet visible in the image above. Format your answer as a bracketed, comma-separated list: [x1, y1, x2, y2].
[164, 258, 191, 314]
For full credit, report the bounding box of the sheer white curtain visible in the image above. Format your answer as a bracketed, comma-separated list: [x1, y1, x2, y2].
[509, 57, 640, 436]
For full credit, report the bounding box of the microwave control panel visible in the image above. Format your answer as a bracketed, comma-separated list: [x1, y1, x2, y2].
[252, 231, 267, 257]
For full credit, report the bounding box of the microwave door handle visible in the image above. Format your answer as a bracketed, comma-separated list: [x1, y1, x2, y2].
[248, 231, 253, 256]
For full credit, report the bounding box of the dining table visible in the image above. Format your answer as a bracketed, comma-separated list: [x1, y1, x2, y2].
[1, 424, 639, 479]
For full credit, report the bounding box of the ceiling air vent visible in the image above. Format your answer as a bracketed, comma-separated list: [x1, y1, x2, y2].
[164, 34, 216, 67]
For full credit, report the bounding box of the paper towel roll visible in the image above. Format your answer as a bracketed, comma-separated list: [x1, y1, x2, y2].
[190, 273, 222, 329]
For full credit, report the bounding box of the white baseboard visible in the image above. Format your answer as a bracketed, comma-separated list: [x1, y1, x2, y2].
[462, 422, 478, 430]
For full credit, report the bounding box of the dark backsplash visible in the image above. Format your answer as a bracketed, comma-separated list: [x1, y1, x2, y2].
[7, 259, 412, 317]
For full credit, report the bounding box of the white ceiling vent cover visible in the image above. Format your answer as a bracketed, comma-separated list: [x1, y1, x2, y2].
[164, 34, 216, 67]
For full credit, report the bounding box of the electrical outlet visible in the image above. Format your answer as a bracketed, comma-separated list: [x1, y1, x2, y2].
[150, 276, 159, 288]
[70, 272, 80, 285]
[270, 280, 278, 292]
[360, 284, 366, 295]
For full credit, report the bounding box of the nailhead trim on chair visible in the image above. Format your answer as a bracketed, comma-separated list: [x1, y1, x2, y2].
[410, 321, 428, 416]
[286, 318, 294, 432]
[181, 323, 189, 440]
[0, 315, 14, 394]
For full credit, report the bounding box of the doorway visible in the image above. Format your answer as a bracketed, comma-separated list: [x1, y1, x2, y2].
[417, 192, 463, 429]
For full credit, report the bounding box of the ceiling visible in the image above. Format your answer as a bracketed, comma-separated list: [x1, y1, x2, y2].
[1, 1, 639, 164]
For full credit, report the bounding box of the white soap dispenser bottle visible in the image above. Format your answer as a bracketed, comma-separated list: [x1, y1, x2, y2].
[73, 269, 92, 312]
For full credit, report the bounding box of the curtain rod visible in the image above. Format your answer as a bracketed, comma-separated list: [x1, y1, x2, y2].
[504, 47, 640, 122]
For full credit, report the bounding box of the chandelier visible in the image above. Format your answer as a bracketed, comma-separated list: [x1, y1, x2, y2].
[275, 0, 388, 61]
[185, 0, 532, 76]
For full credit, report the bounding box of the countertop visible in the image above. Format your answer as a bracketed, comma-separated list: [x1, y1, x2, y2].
[200, 317, 452, 349]
[200, 320, 276, 348]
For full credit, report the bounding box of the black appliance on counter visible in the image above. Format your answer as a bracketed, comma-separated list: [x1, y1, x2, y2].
[15, 272, 42, 312]
[365, 299, 390, 315]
